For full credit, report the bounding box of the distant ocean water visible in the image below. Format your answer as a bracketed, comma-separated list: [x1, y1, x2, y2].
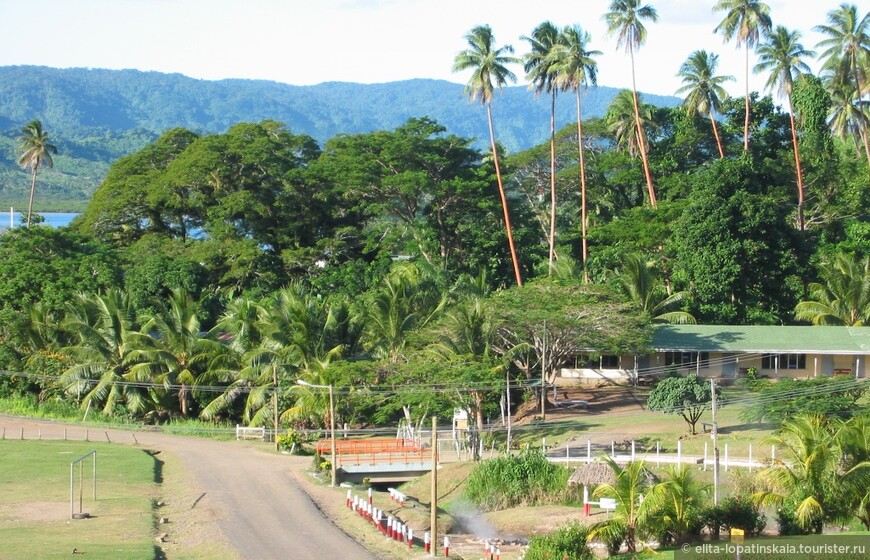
[5, 211, 80, 228]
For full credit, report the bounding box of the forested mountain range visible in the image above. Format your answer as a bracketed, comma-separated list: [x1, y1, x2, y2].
[0, 65, 679, 210]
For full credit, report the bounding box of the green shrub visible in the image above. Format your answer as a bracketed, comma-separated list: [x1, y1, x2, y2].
[700, 496, 766, 538]
[524, 522, 593, 560]
[740, 377, 866, 423]
[276, 429, 305, 452]
[464, 449, 572, 511]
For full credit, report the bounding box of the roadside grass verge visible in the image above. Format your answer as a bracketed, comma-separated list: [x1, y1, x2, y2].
[0, 440, 157, 559]
[0, 395, 236, 440]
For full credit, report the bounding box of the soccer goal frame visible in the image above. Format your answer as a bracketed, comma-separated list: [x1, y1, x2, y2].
[70, 450, 97, 519]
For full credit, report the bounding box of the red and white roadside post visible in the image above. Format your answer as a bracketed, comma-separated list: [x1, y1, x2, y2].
[368, 487, 373, 506]
[407, 527, 413, 549]
[387, 516, 394, 539]
[346, 489, 352, 508]
[484, 542, 491, 559]
[444, 535, 450, 557]
[583, 486, 591, 516]
[495, 546, 501, 560]
[424, 531, 430, 553]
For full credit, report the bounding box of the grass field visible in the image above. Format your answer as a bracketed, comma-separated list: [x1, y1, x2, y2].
[0, 440, 158, 559]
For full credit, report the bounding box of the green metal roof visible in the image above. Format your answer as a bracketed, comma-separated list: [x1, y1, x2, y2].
[652, 325, 870, 354]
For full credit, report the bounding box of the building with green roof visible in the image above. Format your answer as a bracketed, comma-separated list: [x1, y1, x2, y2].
[560, 325, 869, 383]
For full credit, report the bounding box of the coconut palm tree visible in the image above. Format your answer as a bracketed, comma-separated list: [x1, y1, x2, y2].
[838, 416, 870, 530]
[603, 0, 659, 208]
[755, 26, 815, 231]
[646, 465, 710, 545]
[607, 89, 655, 159]
[59, 290, 152, 416]
[826, 80, 870, 156]
[553, 25, 600, 283]
[794, 252, 870, 326]
[453, 25, 524, 286]
[212, 296, 266, 354]
[430, 298, 506, 451]
[365, 265, 447, 362]
[618, 253, 696, 324]
[131, 289, 226, 418]
[752, 415, 855, 533]
[523, 21, 562, 276]
[713, 0, 773, 152]
[588, 458, 657, 553]
[815, 4, 870, 169]
[676, 50, 734, 159]
[16, 119, 57, 228]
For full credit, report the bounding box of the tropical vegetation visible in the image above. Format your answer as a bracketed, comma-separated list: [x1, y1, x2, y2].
[0, 10, 868, 556]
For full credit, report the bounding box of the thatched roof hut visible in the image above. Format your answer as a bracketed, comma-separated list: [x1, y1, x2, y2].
[568, 462, 617, 486]
[568, 461, 660, 487]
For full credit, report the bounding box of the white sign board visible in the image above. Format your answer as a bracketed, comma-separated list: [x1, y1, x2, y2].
[599, 498, 617, 510]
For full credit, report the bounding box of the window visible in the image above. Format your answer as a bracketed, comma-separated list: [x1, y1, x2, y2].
[761, 353, 806, 370]
[600, 355, 620, 369]
[664, 351, 709, 369]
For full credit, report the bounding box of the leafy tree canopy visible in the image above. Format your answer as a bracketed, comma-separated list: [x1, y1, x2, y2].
[647, 373, 717, 434]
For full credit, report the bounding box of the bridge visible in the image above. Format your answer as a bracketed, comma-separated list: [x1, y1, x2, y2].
[314, 438, 437, 484]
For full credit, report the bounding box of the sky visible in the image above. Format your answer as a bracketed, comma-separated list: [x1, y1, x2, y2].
[0, 0, 846, 99]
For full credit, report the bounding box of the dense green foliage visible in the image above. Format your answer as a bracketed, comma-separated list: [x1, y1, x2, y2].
[524, 523, 594, 560]
[0, 7, 868, 467]
[753, 415, 870, 533]
[740, 376, 868, 423]
[464, 450, 573, 510]
[699, 496, 767, 538]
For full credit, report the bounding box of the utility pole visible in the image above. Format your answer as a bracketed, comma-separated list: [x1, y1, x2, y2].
[711, 379, 720, 506]
[430, 416, 438, 557]
[541, 322, 547, 421]
[328, 384, 337, 487]
[273, 364, 279, 452]
[506, 370, 512, 452]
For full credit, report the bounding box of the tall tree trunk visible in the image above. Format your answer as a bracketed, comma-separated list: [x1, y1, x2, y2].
[710, 112, 725, 159]
[743, 45, 751, 152]
[855, 67, 870, 173]
[787, 95, 805, 231]
[548, 90, 557, 276]
[629, 47, 657, 208]
[26, 166, 38, 228]
[576, 89, 590, 283]
[179, 384, 188, 417]
[860, 125, 870, 173]
[487, 103, 523, 287]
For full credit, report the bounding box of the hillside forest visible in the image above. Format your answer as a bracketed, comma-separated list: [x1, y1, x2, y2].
[0, 2, 868, 433]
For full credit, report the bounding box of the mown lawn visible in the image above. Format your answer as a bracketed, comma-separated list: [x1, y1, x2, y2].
[0, 440, 158, 559]
[509, 385, 780, 462]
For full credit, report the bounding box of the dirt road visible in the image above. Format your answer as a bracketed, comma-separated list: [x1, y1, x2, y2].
[1, 416, 379, 560]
